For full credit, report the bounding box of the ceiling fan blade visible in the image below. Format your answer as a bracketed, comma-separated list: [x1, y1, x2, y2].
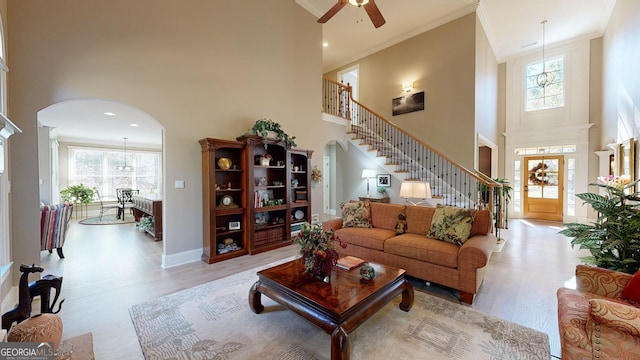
[318, 0, 348, 24]
[364, 1, 386, 28]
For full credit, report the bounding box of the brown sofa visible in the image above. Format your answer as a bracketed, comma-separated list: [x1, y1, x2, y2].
[557, 265, 640, 360]
[323, 202, 496, 304]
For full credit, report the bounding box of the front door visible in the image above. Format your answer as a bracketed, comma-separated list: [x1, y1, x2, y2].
[523, 156, 563, 221]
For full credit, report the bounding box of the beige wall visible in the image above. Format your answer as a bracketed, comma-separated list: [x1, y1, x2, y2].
[474, 14, 499, 166]
[602, 0, 640, 147]
[326, 13, 478, 169]
[7, 1, 323, 271]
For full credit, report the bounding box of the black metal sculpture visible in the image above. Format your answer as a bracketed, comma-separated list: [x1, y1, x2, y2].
[1, 264, 64, 331]
[29, 274, 64, 315]
[1, 264, 43, 330]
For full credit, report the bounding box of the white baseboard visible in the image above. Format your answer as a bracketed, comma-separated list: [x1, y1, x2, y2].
[161, 248, 202, 268]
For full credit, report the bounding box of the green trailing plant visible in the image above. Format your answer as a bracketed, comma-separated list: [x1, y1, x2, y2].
[138, 216, 154, 232]
[247, 118, 297, 149]
[559, 177, 640, 274]
[60, 184, 95, 204]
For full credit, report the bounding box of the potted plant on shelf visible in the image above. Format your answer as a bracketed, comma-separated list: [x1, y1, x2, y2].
[560, 175, 640, 274]
[377, 187, 388, 198]
[246, 118, 297, 149]
[60, 184, 95, 205]
[137, 216, 154, 233]
[257, 153, 272, 166]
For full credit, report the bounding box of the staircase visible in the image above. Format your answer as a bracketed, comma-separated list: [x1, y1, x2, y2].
[322, 77, 504, 216]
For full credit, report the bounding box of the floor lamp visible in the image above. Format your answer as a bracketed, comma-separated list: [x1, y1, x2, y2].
[361, 169, 376, 197]
[399, 181, 432, 206]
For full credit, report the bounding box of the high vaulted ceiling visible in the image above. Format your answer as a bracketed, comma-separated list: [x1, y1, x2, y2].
[39, 1, 616, 147]
[297, 0, 616, 72]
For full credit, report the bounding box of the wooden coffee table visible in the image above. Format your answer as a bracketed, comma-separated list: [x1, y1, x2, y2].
[249, 259, 413, 360]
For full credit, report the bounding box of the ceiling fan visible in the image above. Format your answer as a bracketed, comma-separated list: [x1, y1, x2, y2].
[317, 0, 386, 28]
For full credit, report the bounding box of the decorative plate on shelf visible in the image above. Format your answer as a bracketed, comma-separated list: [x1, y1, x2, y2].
[295, 210, 304, 220]
[217, 157, 232, 169]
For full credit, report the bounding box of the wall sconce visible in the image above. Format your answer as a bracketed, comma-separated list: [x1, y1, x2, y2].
[399, 181, 431, 206]
[402, 81, 414, 92]
[361, 169, 376, 197]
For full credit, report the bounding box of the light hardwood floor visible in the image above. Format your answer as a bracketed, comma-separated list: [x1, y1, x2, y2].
[37, 218, 585, 359]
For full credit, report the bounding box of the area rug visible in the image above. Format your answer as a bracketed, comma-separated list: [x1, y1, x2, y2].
[79, 213, 135, 225]
[130, 261, 550, 360]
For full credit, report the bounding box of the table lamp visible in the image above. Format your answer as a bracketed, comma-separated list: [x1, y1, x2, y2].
[399, 181, 432, 206]
[361, 169, 376, 197]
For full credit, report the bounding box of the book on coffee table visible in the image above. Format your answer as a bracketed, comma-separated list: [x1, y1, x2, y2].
[337, 256, 365, 270]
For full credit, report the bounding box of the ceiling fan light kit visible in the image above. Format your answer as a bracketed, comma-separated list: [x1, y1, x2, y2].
[318, 0, 385, 28]
[349, 0, 369, 6]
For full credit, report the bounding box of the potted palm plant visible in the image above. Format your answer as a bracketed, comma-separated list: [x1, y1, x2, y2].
[560, 176, 640, 274]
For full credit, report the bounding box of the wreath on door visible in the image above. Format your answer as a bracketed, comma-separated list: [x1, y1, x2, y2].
[529, 162, 549, 185]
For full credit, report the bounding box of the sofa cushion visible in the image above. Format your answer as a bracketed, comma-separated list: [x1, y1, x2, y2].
[622, 270, 640, 306]
[369, 202, 406, 230]
[385, 233, 459, 268]
[470, 209, 493, 236]
[341, 201, 372, 228]
[404, 206, 436, 235]
[334, 227, 395, 251]
[428, 205, 474, 246]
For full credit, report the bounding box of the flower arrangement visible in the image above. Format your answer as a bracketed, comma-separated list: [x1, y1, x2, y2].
[293, 222, 346, 281]
[311, 165, 322, 183]
[560, 177, 640, 274]
[596, 174, 631, 190]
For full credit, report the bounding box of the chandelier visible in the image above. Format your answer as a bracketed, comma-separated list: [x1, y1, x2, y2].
[536, 20, 555, 88]
[114, 137, 134, 171]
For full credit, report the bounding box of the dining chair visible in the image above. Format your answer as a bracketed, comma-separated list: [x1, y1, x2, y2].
[94, 189, 120, 221]
[116, 188, 139, 221]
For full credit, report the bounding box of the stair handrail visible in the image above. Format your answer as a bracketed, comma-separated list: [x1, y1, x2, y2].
[322, 77, 352, 120]
[322, 76, 501, 211]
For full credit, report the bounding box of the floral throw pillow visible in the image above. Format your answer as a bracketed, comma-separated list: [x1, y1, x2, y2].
[342, 201, 372, 228]
[427, 204, 474, 246]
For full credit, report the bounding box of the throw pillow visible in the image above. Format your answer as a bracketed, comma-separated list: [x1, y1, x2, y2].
[342, 201, 372, 228]
[622, 270, 640, 306]
[427, 204, 474, 246]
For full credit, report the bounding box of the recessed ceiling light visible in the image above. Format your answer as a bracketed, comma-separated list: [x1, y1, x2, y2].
[323, 42, 329, 48]
[104, 112, 116, 116]
[129, 123, 139, 127]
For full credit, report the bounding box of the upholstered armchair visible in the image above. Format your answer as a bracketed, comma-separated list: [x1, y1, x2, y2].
[557, 265, 640, 360]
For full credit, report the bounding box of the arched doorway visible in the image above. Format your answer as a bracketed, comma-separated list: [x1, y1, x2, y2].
[37, 98, 164, 255]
